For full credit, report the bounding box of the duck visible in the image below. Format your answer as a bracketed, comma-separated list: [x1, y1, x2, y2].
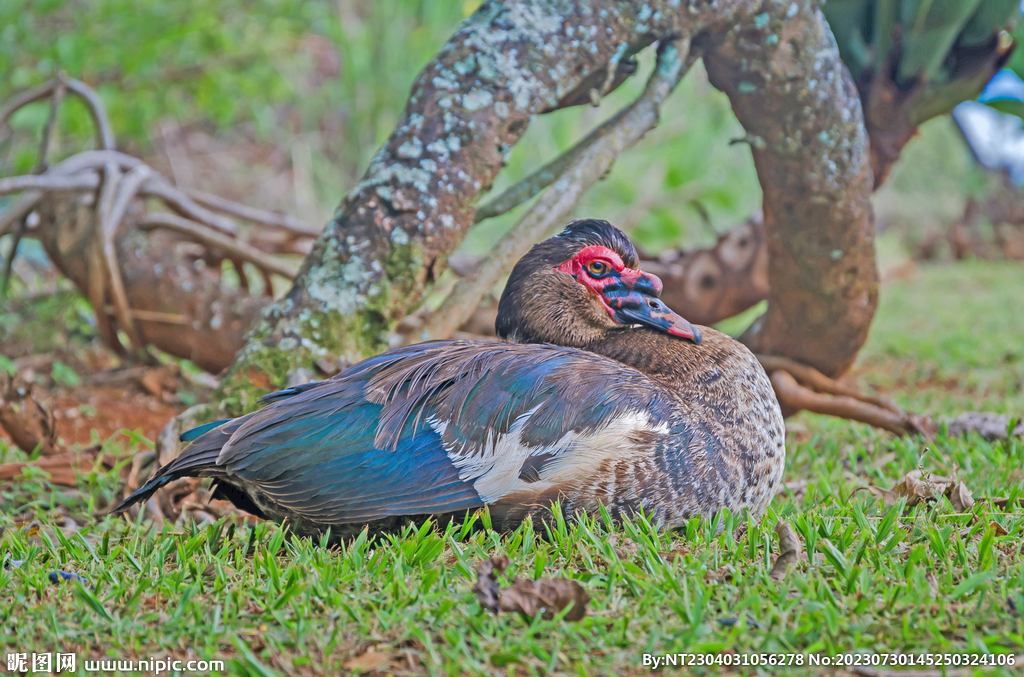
[113, 219, 785, 538]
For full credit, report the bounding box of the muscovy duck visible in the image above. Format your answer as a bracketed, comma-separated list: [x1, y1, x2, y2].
[114, 220, 785, 537]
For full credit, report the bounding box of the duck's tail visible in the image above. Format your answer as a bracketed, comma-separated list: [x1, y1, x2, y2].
[110, 419, 234, 514]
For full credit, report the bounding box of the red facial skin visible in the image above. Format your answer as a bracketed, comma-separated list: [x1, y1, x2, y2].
[555, 245, 700, 342]
[555, 245, 663, 317]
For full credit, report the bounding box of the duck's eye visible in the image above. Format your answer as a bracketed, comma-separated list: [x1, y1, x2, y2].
[586, 261, 610, 277]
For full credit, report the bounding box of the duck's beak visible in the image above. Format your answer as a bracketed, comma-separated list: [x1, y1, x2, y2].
[601, 270, 702, 345]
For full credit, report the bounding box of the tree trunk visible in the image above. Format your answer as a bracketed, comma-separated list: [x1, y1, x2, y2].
[701, 0, 877, 378]
[214, 0, 763, 414]
[214, 0, 876, 413]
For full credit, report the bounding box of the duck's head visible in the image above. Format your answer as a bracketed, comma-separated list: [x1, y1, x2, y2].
[496, 219, 702, 347]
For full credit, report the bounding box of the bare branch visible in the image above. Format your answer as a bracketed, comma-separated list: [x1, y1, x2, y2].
[139, 213, 297, 279]
[50, 149, 143, 175]
[0, 193, 41, 239]
[104, 306, 189, 324]
[0, 81, 58, 133]
[101, 163, 153, 348]
[36, 76, 66, 172]
[416, 40, 694, 343]
[93, 161, 136, 349]
[185, 189, 320, 236]
[0, 77, 115, 150]
[63, 77, 116, 150]
[141, 180, 237, 235]
[0, 174, 101, 194]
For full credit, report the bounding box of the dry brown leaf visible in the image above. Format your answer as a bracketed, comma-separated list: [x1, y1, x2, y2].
[343, 648, 389, 672]
[769, 520, 801, 582]
[945, 481, 975, 512]
[472, 555, 590, 622]
[471, 555, 506, 612]
[942, 412, 1023, 440]
[986, 496, 1023, 509]
[500, 578, 590, 621]
[138, 367, 179, 399]
[658, 545, 691, 560]
[607, 534, 638, 559]
[857, 469, 972, 509]
[989, 522, 1009, 537]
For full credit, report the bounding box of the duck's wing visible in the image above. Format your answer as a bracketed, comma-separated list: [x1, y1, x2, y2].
[124, 341, 674, 525]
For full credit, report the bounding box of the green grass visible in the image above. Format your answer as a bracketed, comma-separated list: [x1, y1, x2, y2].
[2, 262, 1023, 675]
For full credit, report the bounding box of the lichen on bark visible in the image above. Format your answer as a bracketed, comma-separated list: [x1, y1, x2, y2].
[215, 0, 756, 415]
[701, 0, 877, 377]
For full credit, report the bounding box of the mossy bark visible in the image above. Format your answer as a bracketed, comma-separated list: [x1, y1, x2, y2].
[215, 0, 883, 414]
[215, 0, 759, 415]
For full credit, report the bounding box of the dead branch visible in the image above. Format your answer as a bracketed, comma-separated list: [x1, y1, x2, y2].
[0, 76, 115, 151]
[0, 174, 101, 194]
[185, 189, 319, 236]
[36, 76, 65, 172]
[0, 77, 314, 369]
[138, 213, 297, 279]
[101, 162, 150, 348]
[417, 40, 694, 342]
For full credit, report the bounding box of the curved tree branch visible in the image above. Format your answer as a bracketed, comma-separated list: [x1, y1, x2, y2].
[417, 40, 694, 343]
[215, 0, 758, 411]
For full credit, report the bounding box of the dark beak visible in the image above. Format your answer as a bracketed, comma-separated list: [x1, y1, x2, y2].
[601, 270, 702, 344]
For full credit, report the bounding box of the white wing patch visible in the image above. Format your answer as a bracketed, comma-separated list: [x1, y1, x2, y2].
[428, 409, 669, 503]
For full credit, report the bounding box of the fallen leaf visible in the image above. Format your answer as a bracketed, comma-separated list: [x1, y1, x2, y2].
[607, 534, 638, 559]
[769, 521, 801, 582]
[989, 522, 1009, 537]
[857, 469, 966, 508]
[945, 481, 975, 512]
[471, 555, 506, 612]
[985, 496, 1023, 509]
[343, 648, 389, 672]
[472, 556, 590, 621]
[0, 376, 62, 456]
[658, 545, 691, 560]
[138, 367, 179, 399]
[501, 577, 590, 621]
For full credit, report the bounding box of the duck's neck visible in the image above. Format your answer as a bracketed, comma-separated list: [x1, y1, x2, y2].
[582, 327, 718, 382]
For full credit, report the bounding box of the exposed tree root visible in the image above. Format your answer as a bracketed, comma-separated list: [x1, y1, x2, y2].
[767, 369, 935, 439]
[1, 78, 317, 371]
